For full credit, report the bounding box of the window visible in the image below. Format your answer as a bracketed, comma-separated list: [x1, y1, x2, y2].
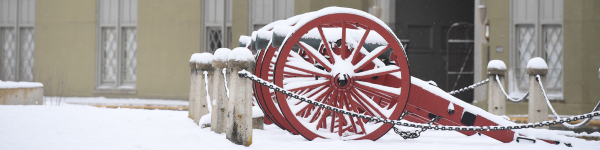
[510, 0, 563, 99]
[250, 0, 294, 32]
[202, 0, 232, 53]
[0, 0, 35, 82]
[96, 0, 137, 93]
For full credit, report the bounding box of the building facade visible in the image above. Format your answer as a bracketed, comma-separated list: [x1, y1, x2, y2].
[473, 0, 600, 115]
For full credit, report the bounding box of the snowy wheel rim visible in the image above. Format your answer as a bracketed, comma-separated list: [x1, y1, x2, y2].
[273, 13, 411, 140]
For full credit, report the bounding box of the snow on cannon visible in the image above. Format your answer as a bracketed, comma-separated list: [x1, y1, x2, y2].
[236, 7, 598, 146]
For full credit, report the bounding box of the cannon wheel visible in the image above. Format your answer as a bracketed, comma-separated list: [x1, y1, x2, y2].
[272, 13, 411, 140]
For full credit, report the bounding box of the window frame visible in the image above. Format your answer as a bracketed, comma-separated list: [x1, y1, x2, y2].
[94, 0, 138, 94]
[509, 0, 563, 100]
[0, 0, 35, 82]
[201, 0, 232, 53]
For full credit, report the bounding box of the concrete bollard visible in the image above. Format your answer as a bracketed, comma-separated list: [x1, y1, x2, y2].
[487, 60, 506, 115]
[211, 48, 231, 133]
[527, 57, 549, 129]
[225, 47, 255, 146]
[188, 54, 200, 120]
[190, 53, 214, 126]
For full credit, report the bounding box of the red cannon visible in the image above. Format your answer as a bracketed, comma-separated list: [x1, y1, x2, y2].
[242, 7, 572, 144]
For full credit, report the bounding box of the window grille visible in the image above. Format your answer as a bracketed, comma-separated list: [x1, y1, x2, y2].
[514, 25, 536, 93]
[543, 25, 563, 94]
[1, 28, 17, 81]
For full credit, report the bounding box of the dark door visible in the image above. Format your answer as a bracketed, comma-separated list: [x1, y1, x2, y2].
[394, 0, 475, 103]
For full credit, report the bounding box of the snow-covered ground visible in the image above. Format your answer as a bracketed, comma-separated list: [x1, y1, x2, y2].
[1, 99, 599, 150]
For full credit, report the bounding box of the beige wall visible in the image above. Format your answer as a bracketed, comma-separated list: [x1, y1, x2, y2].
[137, 0, 202, 100]
[483, 0, 600, 115]
[562, 0, 600, 114]
[35, 0, 202, 100]
[231, 0, 249, 49]
[35, 0, 97, 97]
[295, 0, 373, 15]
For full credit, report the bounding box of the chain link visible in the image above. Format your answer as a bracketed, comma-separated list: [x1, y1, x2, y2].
[448, 78, 489, 95]
[238, 70, 600, 133]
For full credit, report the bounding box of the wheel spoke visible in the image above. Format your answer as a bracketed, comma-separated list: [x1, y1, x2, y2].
[298, 41, 333, 71]
[317, 26, 338, 65]
[350, 88, 387, 118]
[285, 62, 330, 77]
[284, 80, 329, 92]
[341, 21, 347, 59]
[354, 81, 400, 98]
[353, 45, 390, 72]
[349, 28, 370, 63]
[354, 65, 400, 80]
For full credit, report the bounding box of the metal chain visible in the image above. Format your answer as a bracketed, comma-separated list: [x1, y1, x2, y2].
[495, 75, 529, 103]
[392, 111, 439, 139]
[536, 74, 600, 129]
[448, 78, 489, 95]
[238, 70, 600, 132]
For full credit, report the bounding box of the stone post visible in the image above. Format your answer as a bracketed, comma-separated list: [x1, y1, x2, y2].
[225, 48, 255, 146]
[211, 48, 231, 133]
[487, 60, 506, 115]
[188, 54, 200, 120]
[190, 53, 214, 126]
[527, 57, 549, 129]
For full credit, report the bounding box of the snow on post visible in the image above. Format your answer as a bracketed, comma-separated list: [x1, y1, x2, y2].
[526, 57, 548, 75]
[225, 47, 255, 146]
[189, 53, 214, 127]
[526, 57, 548, 129]
[487, 60, 507, 115]
[487, 60, 506, 75]
[239, 35, 251, 48]
[211, 48, 231, 134]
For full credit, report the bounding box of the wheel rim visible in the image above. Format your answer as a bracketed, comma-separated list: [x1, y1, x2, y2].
[254, 45, 300, 135]
[273, 13, 410, 140]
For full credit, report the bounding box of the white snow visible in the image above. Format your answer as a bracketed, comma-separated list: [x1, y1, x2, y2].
[213, 48, 232, 62]
[526, 57, 548, 69]
[203, 71, 212, 111]
[239, 35, 251, 46]
[3, 97, 597, 149]
[229, 47, 255, 62]
[0, 80, 43, 89]
[60, 97, 188, 107]
[487, 60, 507, 70]
[222, 68, 230, 98]
[251, 31, 258, 41]
[189, 53, 213, 64]
[199, 113, 211, 125]
[256, 30, 273, 40]
[252, 106, 264, 118]
[272, 25, 293, 37]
